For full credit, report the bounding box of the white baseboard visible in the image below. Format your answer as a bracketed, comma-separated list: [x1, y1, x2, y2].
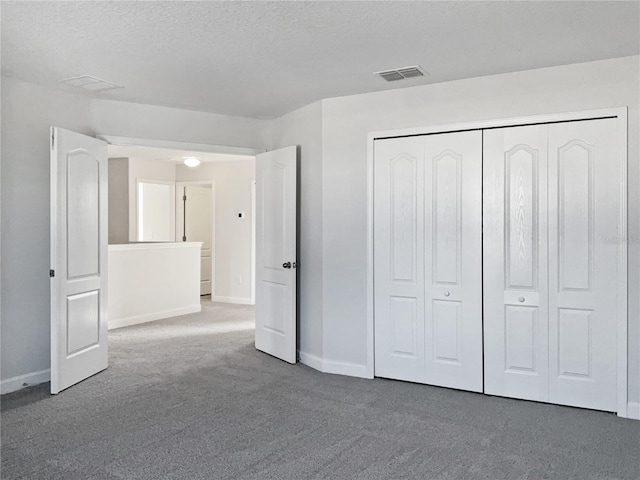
[108, 304, 202, 330]
[298, 351, 369, 379]
[627, 402, 640, 420]
[299, 351, 324, 371]
[1, 369, 50, 394]
[212, 295, 254, 305]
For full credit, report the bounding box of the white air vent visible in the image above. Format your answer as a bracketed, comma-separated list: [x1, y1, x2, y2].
[59, 75, 124, 92]
[375, 65, 429, 82]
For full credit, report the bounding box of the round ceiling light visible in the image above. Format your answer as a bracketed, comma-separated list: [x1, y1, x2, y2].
[183, 157, 201, 168]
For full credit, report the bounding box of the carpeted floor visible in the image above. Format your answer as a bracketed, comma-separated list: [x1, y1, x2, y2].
[1, 300, 638, 480]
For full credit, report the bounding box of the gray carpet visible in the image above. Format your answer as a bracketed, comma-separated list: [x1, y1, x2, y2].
[1, 300, 638, 480]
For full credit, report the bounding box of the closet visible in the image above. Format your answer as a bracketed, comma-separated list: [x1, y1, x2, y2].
[373, 117, 624, 412]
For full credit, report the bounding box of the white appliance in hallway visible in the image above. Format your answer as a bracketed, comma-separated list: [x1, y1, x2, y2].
[374, 131, 483, 392]
[373, 115, 625, 412]
[182, 185, 213, 296]
[255, 146, 298, 364]
[50, 127, 109, 394]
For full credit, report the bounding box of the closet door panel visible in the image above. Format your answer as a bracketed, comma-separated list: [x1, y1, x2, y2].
[374, 136, 426, 383]
[548, 119, 619, 411]
[424, 131, 483, 392]
[483, 125, 549, 401]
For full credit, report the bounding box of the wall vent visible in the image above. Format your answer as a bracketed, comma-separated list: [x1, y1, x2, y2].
[59, 75, 124, 92]
[374, 65, 429, 82]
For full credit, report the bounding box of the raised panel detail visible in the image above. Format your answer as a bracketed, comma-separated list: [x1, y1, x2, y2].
[558, 140, 593, 291]
[67, 290, 100, 356]
[505, 306, 537, 374]
[262, 164, 286, 270]
[390, 154, 417, 282]
[505, 145, 537, 290]
[390, 296, 417, 357]
[558, 309, 592, 379]
[432, 300, 461, 364]
[432, 151, 461, 285]
[67, 150, 100, 279]
[261, 280, 286, 335]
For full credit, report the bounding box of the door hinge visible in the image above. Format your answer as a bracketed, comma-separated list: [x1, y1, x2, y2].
[49, 269, 55, 278]
[183, 195, 187, 201]
[51, 131, 55, 149]
[182, 236, 187, 242]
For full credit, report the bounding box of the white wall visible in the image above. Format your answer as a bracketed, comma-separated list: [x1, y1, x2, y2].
[319, 56, 640, 403]
[268, 102, 324, 361]
[0, 76, 269, 389]
[108, 157, 129, 244]
[128, 158, 176, 241]
[176, 160, 255, 303]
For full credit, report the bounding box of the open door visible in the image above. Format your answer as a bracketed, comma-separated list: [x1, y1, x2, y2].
[50, 127, 108, 394]
[255, 146, 297, 363]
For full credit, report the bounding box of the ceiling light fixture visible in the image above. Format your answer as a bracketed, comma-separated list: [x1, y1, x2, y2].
[183, 157, 201, 168]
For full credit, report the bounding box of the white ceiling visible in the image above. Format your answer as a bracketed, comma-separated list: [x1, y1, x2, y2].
[108, 145, 254, 164]
[2, 1, 638, 119]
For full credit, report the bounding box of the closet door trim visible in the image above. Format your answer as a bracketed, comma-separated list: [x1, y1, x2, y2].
[366, 107, 628, 418]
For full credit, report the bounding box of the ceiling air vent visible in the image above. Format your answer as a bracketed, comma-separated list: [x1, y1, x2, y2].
[375, 65, 429, 82]
[59, 75, 124, 92]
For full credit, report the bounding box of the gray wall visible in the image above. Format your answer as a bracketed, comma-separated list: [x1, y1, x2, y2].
[107, 158, 129, 244]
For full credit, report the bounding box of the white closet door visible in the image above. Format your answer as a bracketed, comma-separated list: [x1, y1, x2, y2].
[374, 136, 425, 383]
[424, 131, 483, 392]
[483, 125, 549, 402]
[547, 119, 619, 411]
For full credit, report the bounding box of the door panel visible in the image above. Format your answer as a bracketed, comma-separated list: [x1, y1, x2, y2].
[547, 119, 619, 411]
[255, 146, 297, 364]
[424, 131, 482, 392]
[483, 125, 549, 402]
[374, 136, 425, 383]
[51, 127, 108, 394]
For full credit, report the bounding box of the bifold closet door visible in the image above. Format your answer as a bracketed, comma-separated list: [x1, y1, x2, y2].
[484, 119, 620, 411]
[547, 119, 619, 411]
[483, 125, 549, 402]
[374, 131, 482, 391]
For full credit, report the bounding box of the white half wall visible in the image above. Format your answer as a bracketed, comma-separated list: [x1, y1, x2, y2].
[176, 160, 255, 303]
[108, 243, 202, 329]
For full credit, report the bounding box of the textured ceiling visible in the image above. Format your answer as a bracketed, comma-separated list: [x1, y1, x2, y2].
[2, 1, 638, 119]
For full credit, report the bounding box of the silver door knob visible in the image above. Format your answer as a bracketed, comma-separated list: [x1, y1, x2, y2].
[444, 291, 450, 297]
[518, 296, 525, 302]
[282, 262, 292, 269]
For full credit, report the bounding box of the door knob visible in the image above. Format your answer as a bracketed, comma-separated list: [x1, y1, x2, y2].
[282, 262, 292, 269]
[518, 296, 525, 303]
[444, 291, 451, 297]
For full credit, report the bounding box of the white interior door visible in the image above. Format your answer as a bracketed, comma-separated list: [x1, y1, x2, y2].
[374, 132, 482, 391]
[255, 146, 297, 363]
[184, 185, 213, 295]
[547, 119, 619, 411]
[50, 127, 108, 394]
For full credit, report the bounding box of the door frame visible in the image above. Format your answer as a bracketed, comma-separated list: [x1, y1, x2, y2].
[366, 107, 629, 417]
[176, 181, 216, 296]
